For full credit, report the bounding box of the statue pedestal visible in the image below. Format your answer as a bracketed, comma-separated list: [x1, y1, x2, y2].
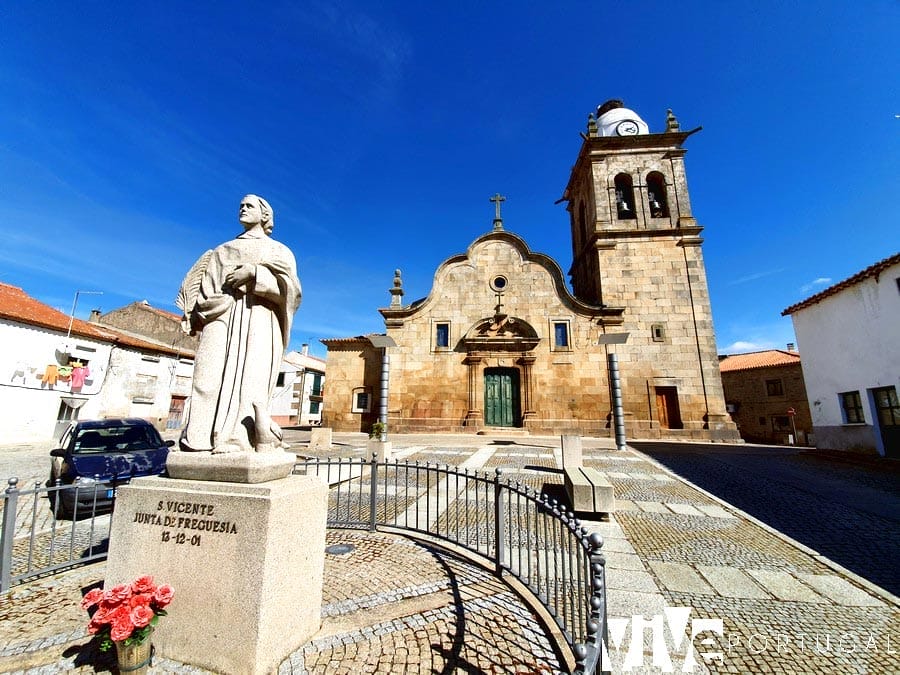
[105, 475, 327, 675]
[166, 449, 296, 483]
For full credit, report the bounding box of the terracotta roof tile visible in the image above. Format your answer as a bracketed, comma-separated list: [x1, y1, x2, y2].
[0, 283, 186, 357]
[782, 252, 900, 315]
[719, 349, 801, 373]
[320, 334, 384, 346]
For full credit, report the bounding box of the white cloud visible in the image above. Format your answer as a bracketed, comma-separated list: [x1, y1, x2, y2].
[727, 268, 786, 285]
[716, 316, 798, 355]
[719, 340, 764, 354]
[800, 277, 832, 293]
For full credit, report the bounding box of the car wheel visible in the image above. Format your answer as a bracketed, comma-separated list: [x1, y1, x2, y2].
[47, 472, 71, 519]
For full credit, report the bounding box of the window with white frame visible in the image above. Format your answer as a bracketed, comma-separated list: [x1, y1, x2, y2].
[352, 388, 371, 413]
[840, 390, 865, 424]
[434, 321, 450, 349]
[552, 320, 571, 350]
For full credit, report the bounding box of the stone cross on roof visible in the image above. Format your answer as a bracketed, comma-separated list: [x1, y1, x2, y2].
[490, 193, 506, 231]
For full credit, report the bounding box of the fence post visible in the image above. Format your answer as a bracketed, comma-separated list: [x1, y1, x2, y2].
[368, 454, 378, 532]
[589, 532, 608, 674]
[1, 478, 19, 593]
[493, 468, 504, 575]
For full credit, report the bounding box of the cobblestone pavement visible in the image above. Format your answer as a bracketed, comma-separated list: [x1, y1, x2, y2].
[631, 441, 900, 598]
[1, 432, 898, 673]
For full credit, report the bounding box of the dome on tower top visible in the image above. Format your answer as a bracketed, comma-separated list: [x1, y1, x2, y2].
[594, 99, 650, 137]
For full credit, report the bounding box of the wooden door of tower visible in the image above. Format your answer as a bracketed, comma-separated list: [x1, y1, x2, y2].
[484, 368, 521, 427]
[655, 386, 683, 430]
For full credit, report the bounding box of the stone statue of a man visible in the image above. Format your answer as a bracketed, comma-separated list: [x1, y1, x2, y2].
[176, 194, 301, 454]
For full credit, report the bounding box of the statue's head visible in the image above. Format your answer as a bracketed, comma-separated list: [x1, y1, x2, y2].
[239, 194, 274, 235]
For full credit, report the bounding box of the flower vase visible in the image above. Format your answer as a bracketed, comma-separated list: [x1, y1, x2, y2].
[114, 631, 153, 674]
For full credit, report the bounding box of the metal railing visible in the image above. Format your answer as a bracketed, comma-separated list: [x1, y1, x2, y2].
[2, 458, 608, 673]
[1, 478, 112, 592]
[301, 456, 608, 674]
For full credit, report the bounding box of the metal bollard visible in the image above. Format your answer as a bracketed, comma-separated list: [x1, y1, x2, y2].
[1, 477, 20, 593]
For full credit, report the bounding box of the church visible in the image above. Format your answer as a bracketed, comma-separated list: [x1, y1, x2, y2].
[322, 100, 739, 442]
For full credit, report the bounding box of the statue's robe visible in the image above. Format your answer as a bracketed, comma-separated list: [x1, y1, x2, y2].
[179, 230, 301, 453]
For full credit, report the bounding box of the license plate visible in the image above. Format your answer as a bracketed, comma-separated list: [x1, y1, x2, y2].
[107, 488, 116, 499]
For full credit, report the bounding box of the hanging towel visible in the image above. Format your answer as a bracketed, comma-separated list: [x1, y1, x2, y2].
[70, 365, 90, 390]
[42, 364, 59, 386]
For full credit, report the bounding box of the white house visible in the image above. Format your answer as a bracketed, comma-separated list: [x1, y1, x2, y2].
[782, 253, 900, 457]
[270, 347, 326, 428]
[0, 283, 194, 445]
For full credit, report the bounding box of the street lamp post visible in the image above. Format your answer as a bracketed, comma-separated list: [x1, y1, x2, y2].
[66, 290, 104, 340]
[598, 333, 630, 451]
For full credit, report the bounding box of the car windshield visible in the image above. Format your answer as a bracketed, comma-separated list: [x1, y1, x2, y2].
[72, 426, 163, 454]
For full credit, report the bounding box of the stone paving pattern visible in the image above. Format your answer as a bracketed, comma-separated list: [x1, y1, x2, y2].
[1, 432, 897, 673]
[632, 442, 900, 598]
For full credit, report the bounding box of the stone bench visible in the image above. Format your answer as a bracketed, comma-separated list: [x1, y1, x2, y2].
[564, 467, 615, 514]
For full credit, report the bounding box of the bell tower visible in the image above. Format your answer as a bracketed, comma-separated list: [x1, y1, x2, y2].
[562, 99, 738, 439]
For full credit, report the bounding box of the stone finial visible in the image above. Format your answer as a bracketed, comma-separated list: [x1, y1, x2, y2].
[665, 109, 680, 132]
[390, 269, 404, 307]
[587, 113, 598, 137]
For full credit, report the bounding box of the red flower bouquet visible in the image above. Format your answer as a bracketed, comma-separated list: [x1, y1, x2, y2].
[82, 575, 173, 651]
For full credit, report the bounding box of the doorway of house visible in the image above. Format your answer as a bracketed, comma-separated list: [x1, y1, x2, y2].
[873, 386, 899, 458]
[167, 395, 187, 430]
[484, 367, 521, 427]
[655, 386, 683, 429]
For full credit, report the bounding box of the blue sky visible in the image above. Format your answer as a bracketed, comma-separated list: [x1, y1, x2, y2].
[2, 1, 897, 359]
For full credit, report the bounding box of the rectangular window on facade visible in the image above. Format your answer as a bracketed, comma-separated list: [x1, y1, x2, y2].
[309, 401, 320, 414]
[132, 374, 157, 403]
[352, 390, 371, 413]
[553, 321, 570, 350]
[840, 391, 865, 423]
[311, 373, 323, 396]
[651, 324, 665, 342]
[435, 322, 450, 349]
[766, 379, 784, 396]
[771, 416, 791, 432]
[873, 386, 900, 427]
[276, 372, 286, 387]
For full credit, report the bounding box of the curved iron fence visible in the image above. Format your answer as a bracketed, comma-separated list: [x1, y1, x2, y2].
[2, 458, 609, 673]
[300, 456, 608, 674]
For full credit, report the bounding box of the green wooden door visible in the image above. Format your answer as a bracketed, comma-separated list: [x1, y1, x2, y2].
[484, 368, 520, 427]
[874, 386, 900, 458]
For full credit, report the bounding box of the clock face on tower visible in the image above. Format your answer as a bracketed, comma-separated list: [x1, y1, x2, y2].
[615, 120, 640, 136]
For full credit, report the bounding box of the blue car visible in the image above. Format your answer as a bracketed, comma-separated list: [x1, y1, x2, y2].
[48, 418, 173, 518]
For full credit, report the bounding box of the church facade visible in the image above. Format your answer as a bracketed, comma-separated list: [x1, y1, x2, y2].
[322, 100, 739, 441]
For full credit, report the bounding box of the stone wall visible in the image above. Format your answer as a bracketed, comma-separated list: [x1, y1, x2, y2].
[320, 339, 381, 433]
[96, 302, 199, 352]
[720, 363, 811, 444]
